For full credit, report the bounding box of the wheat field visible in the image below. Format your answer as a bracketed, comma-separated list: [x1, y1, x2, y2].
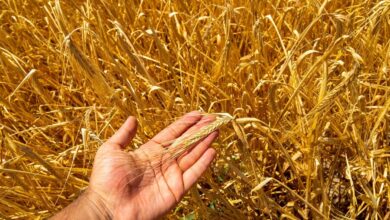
[0, 0, 389, 219]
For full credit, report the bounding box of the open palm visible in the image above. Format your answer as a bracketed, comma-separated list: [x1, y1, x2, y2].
[82, 111, 217, 219]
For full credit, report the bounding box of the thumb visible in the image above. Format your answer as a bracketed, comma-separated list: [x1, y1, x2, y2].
[106, 116, 138, 149]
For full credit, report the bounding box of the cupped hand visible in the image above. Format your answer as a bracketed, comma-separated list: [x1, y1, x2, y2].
[54, 111, 218, 220]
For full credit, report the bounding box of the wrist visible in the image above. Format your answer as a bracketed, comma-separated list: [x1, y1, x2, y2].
[82, 188, 113, 218]
[52, 188, 112, 220]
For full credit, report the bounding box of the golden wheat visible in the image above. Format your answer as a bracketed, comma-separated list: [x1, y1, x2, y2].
[0, 0, 389, 219]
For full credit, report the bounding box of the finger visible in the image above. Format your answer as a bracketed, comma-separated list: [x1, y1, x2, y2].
[106, 116, 137, 149]
[177, 131, 218, 172]
[183, 148, 216, 191]
[143, 111, 202, 148]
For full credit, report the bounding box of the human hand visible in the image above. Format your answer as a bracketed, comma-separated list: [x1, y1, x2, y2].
[53, 111, 218, 219]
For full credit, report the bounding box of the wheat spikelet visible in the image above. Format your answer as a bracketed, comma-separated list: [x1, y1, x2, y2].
[306, 64, 360, 119]
[166, 113, 234, 159]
